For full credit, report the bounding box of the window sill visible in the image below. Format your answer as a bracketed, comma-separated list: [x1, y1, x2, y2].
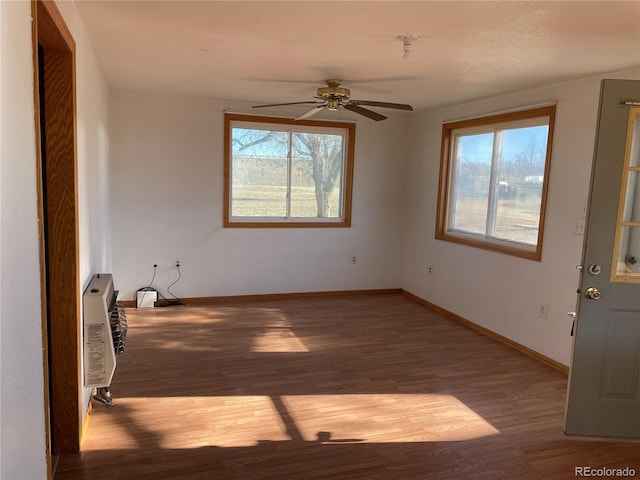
[435, 231, 542, 261]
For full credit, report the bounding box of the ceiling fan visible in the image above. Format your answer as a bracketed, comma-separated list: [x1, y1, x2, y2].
[251, 79, 413, 121]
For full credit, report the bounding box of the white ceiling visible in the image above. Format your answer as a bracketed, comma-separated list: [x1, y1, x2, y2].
[74, 1, 640, 112]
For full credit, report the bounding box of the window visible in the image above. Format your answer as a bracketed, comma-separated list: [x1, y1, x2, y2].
[612, 107, 640, 282]
[224, 113, 355, 227]
[436, 106, 555, 260]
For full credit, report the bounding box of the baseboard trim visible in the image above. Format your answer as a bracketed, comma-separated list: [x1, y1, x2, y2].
[120, 288, 403, 308]
[401, 289, 569, 375]
[80, 398, 92, 447]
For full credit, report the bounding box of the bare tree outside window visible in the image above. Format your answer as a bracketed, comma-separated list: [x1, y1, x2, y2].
[292, 133, 344, 218]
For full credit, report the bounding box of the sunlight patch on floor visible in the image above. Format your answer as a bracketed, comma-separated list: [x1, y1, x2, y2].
[83, 393, 498, 452]
[83, 396, 289, 450]
[246, 308, 310, 352]
[282, 394, 500, 443]
[251, 326, 310, 352]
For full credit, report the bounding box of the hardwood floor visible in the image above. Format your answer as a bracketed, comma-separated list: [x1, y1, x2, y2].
[55, 293, 640, 479]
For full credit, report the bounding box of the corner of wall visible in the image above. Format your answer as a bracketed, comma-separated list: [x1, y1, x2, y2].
[398, 72, 640, 366]
[0, 1, 48, 478]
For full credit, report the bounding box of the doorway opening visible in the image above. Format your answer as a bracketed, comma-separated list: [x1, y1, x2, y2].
[33, 0, 81, 474]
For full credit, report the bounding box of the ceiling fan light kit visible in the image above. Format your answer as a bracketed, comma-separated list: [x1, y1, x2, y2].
[252, 79, 413, 121]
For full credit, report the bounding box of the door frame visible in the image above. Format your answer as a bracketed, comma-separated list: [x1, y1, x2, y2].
[31, 0, 81, 470]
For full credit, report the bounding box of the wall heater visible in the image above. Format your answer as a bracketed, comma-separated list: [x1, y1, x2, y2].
[83, 273, 127, 406]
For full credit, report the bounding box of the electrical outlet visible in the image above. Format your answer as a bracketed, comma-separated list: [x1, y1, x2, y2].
[428, 266, 433, 276]
[175, 260, 180, 268]
[351, 256, 357, 264]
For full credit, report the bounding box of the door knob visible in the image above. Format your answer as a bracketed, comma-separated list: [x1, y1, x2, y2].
[585, 287, 601, 300]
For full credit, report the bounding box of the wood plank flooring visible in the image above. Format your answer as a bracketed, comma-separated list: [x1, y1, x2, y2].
[54, 293, 640, 479]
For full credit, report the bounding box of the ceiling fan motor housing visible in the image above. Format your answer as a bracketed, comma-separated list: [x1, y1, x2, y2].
[317, 80, 350, 110]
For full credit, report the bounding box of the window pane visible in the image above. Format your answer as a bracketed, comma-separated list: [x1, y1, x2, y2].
[231, 128, 288, 217]
[615, 226, 640, 279]
[225, 114, 354, 227]
[613, 110, 640, 282]
[492, 125, 549, 244]
[450, 133, 492, 235]
[290, 132, 344, 218]
[622, 170, 640, 223]
[437, 106, 555, 260]
[629, 112, 640, 168]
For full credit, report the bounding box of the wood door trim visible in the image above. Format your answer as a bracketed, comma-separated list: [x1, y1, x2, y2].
[32, 0, 81, 464]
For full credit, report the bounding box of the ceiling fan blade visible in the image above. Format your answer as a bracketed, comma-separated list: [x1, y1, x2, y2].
[350, 100, 413, 111]
[343, 103, 387, 121]
[252, 101, 324, 109]
[295, 104, 326, 120]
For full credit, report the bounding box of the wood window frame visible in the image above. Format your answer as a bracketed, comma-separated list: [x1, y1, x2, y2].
[436, 106, 556, 261]
[223, 113, 355, 228]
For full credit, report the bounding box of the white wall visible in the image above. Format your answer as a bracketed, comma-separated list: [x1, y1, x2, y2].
[109, 92, 409, 301]
[401, 68, 640, 367]
[0, 1, 111, 478]
[0, 1, 47, 479]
